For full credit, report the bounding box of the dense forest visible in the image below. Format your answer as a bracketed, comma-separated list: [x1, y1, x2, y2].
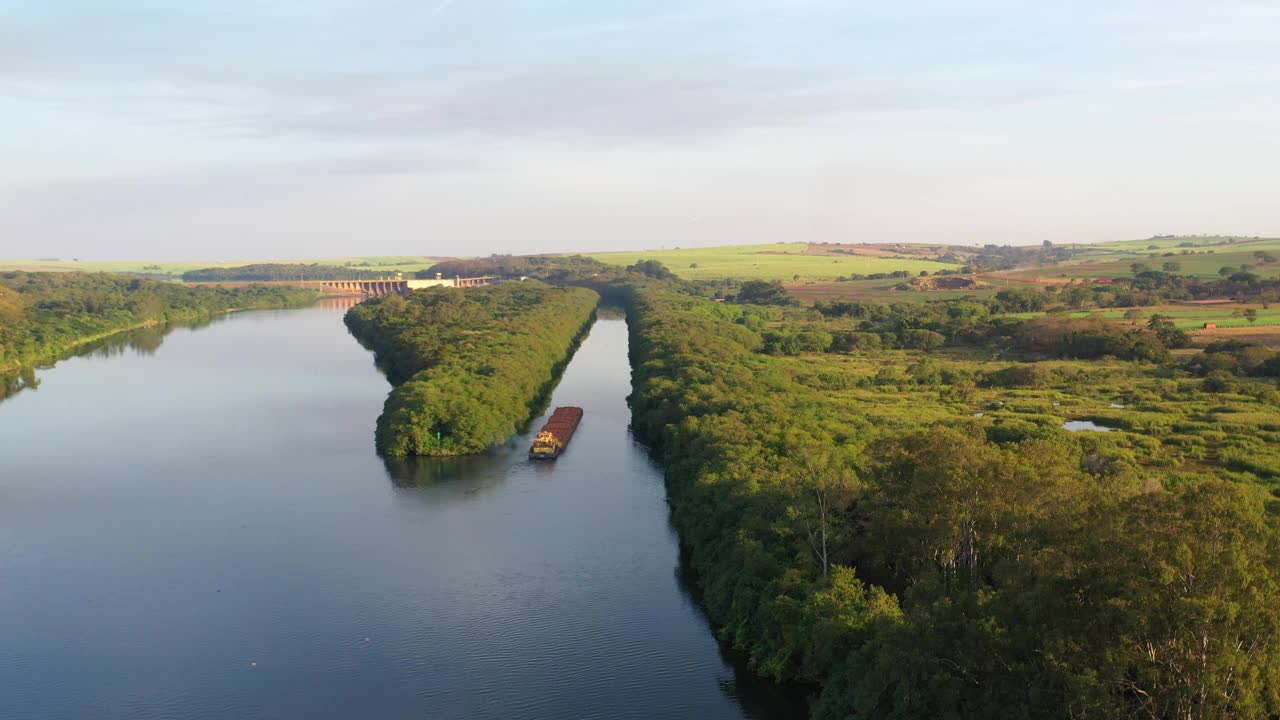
[183, 263, 387, 282]
[0, 271, 318, 375]
[344, 282, 599, 456]
[625, 284, 1280, 719]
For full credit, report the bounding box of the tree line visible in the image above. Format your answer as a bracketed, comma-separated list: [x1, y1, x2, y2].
[183, 263, 389, 282]
[344, 282, 599, 456]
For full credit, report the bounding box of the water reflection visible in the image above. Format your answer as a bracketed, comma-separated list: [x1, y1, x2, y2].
[1063, 419, 1115, 432]
[0, 304, 347, 406]
[383, 451, 515, 490]
[674, 552, 814, 718]
[315, 295, 366, 311]
[0, 320, 209, 404]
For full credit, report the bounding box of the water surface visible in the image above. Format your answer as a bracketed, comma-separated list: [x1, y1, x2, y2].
[0, 302, 802, 719]
[1063, 420, 1115, 432]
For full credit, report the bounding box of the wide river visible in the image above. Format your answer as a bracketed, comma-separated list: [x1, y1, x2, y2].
[0, 302, 803, 719]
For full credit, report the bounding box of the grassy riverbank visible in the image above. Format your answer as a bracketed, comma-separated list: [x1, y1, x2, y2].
[344, 282, 599, 456]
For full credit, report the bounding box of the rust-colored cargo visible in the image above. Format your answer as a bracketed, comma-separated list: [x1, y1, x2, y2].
[529, 407, 583, 460]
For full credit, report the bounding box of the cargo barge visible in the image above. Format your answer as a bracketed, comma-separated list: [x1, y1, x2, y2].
[529, 406, 583, 460]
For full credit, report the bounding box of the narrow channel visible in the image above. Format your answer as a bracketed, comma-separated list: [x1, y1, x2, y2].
[0, 301, 802, 719]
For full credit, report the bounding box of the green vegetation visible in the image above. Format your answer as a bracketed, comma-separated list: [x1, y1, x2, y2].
[0, 271, 318, 375]
[992, 236, 1280, 282]
[626, 285, 1280, 718]
[589, 243, 960, 281]
[345, 283, 599, 456]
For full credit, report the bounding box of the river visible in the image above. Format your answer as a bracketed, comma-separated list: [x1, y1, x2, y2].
[0, 302, 803, 719]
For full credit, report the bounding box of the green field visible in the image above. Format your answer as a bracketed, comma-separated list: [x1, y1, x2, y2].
[587, 243, 960, 280]
[995, 306, 1280, 331]
[1041, 236, 1280, 280]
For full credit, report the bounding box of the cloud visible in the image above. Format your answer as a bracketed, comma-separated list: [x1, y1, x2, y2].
[0, 148, 479, 218]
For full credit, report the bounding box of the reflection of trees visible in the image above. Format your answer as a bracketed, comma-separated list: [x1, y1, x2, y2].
[382, 454, 505, 489]
[0, 366, 39, 402]
[0, 314, 237, 406]
[671, 547, 812, 718]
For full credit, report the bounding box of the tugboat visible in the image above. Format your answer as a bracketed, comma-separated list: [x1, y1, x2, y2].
[529, 407, 583, 460]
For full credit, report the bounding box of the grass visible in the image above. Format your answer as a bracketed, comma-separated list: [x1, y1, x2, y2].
[784, 348, 1280, 486]
[586, 243, 961, 281]
[1012, 236, 1280, 281]
[992, 305, 1280, 331]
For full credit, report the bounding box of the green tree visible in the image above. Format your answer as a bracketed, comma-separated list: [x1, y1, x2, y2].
[735, 280, 792, 305]
[625, 259, 677, 281]
[788, 450, 859, 577]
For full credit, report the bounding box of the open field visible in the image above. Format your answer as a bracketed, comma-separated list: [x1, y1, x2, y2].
[989, 236, 1280, 283]
[1191, 324, 1280, 348]
[785, 278, 999, 303]
[993, 304, 1280, 331]
[586, 242, 961, 280]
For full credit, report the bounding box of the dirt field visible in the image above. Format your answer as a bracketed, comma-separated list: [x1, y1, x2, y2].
[801, 242, 973, 261]
[1190, 325, 1280, 348]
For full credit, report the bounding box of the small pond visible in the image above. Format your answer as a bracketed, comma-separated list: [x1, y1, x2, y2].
[1063, 420, 1115, 432]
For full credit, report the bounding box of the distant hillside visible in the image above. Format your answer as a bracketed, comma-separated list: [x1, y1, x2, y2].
[585, 242, 963, 281]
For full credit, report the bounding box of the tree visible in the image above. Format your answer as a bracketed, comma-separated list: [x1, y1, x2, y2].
[1162, 261, 1181, 273]
[1245, 308, 1258, 324]
[1080, 481, 1280, 719]
[736, 280, 792, 305]
[1147, 313, 1192, 348]
[626, 259, 677, 281]
[788, 450, 859, 577]
[0, 285, 23, 326]
[1123, 308, 1145, 324]
[1131, 262, 1151, 275]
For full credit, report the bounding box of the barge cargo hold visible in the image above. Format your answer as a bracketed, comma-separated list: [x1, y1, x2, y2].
[529, 406, 583, 460]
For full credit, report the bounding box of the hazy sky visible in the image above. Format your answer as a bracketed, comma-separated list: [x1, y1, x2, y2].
[1, 0, 1278, 260]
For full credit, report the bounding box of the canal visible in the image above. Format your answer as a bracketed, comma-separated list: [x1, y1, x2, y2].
[0, 302, 803, 719]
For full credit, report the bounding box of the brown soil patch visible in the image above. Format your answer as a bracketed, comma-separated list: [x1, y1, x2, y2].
[902, 276, 992, 291]
[803, 243, 973, 260]
[1190, 326, 1280, 348]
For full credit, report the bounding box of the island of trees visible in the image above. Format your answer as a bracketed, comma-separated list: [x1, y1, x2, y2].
[344, 282, 599, 456]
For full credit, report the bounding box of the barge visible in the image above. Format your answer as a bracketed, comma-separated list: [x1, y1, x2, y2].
[529, 406, 583, 460]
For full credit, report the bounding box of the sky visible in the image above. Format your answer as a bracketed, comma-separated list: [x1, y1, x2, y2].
[1, 0, 1278, 260]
